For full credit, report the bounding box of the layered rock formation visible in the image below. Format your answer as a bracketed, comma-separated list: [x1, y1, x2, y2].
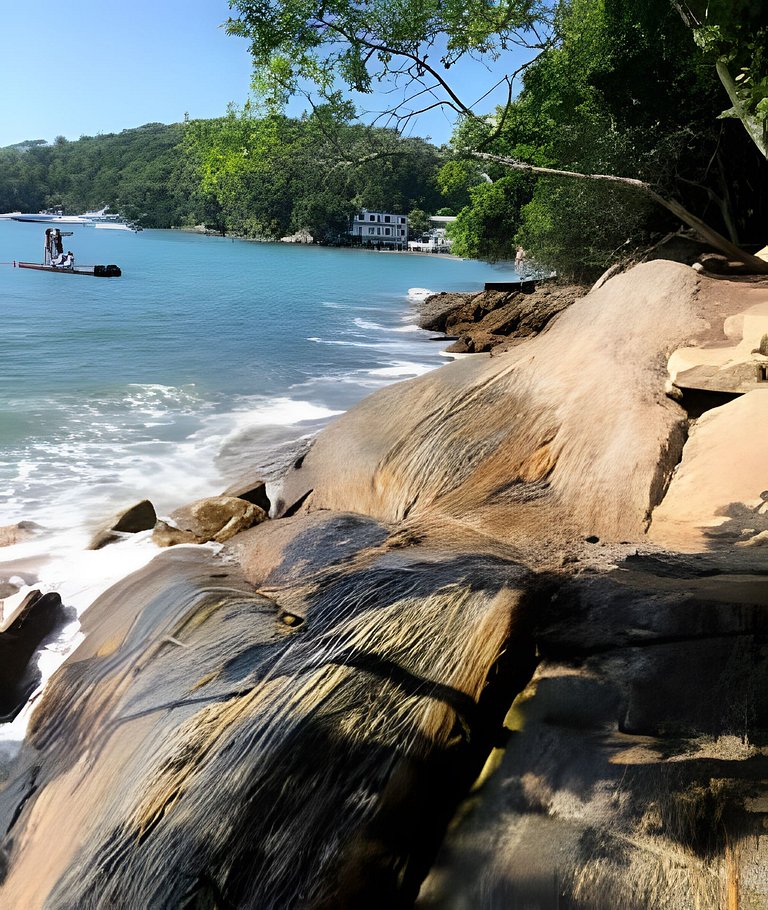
[1, 261, 767, 909]
[417, 283, 580, 353]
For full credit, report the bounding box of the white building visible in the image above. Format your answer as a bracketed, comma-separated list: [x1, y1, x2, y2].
[408, 214, 457, 253]
[349, 210, 408, 248]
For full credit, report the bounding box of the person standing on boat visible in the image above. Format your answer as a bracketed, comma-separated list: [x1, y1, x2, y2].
[43, 228, 63, 265]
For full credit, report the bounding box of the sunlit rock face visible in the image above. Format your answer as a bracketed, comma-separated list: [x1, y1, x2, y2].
[1, 261, 768, 909]
[276, 262, 704, 549]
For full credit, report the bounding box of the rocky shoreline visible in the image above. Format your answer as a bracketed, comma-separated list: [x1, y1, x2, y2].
[417, 280, 583, 354]
[1, 260, 768, 908]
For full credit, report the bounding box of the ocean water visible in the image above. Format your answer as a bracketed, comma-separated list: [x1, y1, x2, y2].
[0, 222, 516, 747]
[0, 221, 515, 538]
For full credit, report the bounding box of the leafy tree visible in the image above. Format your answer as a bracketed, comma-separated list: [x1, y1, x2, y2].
[407, 208, 430, 236]
[447, 0, 768, 276]
[227, 0, 768, 275]
[449, 173, 533, 260]
[226, 0, 557, 138]
[674, 0, 768, 158]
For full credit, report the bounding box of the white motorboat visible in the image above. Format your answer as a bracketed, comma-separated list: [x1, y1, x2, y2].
[11, 212, 92, 224]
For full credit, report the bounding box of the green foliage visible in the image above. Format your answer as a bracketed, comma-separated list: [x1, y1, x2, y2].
[182, 104, 445, 239]
[680, 0, 768, 157]
[0, 123, 195, 227]
[227, 0, 552, 120]
[449, 174, 533, 260]
[407, 208, 430, 235]
[447, 0, 768, 278]
[0, 111, 449, 240]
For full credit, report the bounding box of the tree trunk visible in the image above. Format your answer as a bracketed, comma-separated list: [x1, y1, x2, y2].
[471, 151, 768, 275]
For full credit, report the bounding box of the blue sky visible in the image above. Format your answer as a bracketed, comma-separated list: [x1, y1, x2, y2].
[0, 0, 532, 148]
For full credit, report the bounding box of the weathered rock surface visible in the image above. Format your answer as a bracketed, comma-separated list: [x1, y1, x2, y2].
[276, 262, 702, 548]
[418, 283, 581, 354]
[650, 390, 768, 551]
[669, 283, 768, 393]
[2, 261, 768, 909]
[0, 526, 537, 909]
[152, 495, 267, 547]
[87, 499, 157, 549]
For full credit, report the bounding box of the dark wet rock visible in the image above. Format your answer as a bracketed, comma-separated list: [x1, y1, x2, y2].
[153, 495, 267, 547]
[445, 331, 499, 354]
[221, 475, 271, 513]
[416, 292, 473, 332]
[0, 590, 69, 723]
[698, 252, 750, 275]
[88, 500, 157, 550]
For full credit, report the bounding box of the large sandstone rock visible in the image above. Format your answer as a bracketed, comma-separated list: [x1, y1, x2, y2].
[669, 286, 768, 393]
[649, 390, 768, 551]
[275, 262, 703, 547]
[87, 499, 157, 550]
[0, 524, 536, 909]
[152, 495, 267, 547]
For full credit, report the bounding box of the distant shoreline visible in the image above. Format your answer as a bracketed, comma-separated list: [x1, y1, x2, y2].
[171, 225, 467, 261]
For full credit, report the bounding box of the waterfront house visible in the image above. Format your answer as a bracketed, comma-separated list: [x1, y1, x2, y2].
[349, 210, 409, 249]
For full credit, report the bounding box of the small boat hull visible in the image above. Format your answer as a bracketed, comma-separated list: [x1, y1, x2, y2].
[16, 261, 121, 278]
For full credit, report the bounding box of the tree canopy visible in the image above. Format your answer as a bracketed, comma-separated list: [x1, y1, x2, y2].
[227, 0, 768, 278]
[226, 0, 556, 135]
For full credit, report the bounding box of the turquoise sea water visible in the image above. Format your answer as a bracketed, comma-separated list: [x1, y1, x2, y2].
[0, 222, 515, 533]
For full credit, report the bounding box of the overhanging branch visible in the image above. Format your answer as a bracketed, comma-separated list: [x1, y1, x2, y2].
[471, 151, 768, 273]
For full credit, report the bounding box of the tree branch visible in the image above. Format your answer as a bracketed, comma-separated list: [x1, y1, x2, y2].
[471, 151, 768, 273]
[715, 59, 768, 159]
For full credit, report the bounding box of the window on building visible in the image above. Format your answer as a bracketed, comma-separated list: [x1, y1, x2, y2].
[385, 228, 391, 235]
[376, 227, 381, 234]
[369, 215, 375, 221]
[368, 227, 375, 234]
[400, 217, 406, 224]
[384, 215, 390, 223]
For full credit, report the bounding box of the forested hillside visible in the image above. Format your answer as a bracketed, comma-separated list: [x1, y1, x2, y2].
[0, 123, 190, 227]
[0, 114, 453, 237]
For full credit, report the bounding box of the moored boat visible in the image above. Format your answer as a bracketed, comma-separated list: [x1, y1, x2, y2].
[15, 261, 122, 278]
[11, 212, 92, 224]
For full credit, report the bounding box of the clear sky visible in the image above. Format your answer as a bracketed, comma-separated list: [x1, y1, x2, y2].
[0, 0, 531, 148]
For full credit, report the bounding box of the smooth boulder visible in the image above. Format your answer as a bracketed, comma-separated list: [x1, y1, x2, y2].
[153, 495, 267, 547]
